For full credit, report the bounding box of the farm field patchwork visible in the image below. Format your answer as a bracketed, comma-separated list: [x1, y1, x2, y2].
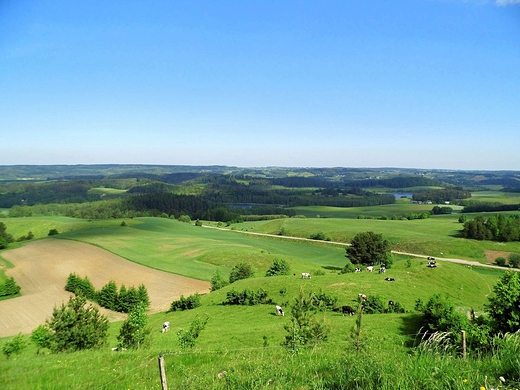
[0, 239, 210, 338]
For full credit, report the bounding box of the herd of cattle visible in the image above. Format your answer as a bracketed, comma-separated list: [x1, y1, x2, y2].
[160, 258, 438, 332]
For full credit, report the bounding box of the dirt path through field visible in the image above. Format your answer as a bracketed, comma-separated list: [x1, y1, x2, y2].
[0, 239, 210, 338]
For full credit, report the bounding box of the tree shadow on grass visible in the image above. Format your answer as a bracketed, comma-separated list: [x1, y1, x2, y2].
[399, 313, 424, 348]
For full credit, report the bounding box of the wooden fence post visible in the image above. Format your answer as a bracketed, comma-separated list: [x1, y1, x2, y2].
[158, 354, 168, 390]
[461, 330, 466, 360]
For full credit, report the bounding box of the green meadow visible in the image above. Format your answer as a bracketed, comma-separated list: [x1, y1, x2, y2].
[1, 215, 519, 389]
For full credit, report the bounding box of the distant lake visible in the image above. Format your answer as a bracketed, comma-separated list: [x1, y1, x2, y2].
[394, 193, 413, 198]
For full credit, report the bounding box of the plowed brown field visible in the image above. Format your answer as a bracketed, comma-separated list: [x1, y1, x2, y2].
[0, 239, 210, 338]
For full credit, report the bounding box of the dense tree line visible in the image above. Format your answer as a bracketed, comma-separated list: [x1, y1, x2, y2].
[461, 214, 520, 242]
[343, 175, 439, 189]
[65, 273, 150, 313]
[412, 188, 471, 203]
[461, 201, 520, 213]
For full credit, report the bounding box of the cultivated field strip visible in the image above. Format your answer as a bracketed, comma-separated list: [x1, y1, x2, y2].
[0, 239, 210, 338]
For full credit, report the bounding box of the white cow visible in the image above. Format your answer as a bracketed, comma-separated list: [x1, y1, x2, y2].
[301, 272, 311, 279]
[366, 266, 374, 272]
[162, 321, 170, 333]
[275, 305, 285, 316]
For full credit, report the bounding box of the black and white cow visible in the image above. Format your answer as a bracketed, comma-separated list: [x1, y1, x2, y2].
[366, 266, 374, 272]
[384, 277, 395, 282]
[358, 293, 368, 301]
[379, 266, 386, 274]
[275, 305, 285, 316]
[162, 321, 170, 333]
[301, 272, 311, 279]
[355, 267, 362, 273]
[341, 305, 355, 316]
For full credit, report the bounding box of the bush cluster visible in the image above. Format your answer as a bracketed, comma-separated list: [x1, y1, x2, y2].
[168, 293, 202, 312]
[265, 258, 290, 277]
[223, 288, 271, 305]
[65, 273, 149, 313]
[0, 277, 21, 298]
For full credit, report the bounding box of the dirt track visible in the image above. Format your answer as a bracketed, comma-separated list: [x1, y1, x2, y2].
[0, 239, 210, 338]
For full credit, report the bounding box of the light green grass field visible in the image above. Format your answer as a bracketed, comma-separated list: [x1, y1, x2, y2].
[0, 215, 514, 389]
[234, 214, 520, 262]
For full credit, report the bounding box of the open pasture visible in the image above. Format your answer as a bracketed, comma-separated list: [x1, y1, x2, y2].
[0, 254, 505, 389]
[234, 214, 520, 263]
[290, 203, 450, 219]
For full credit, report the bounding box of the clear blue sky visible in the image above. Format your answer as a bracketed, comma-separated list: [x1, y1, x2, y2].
[1, 0, 519, 170]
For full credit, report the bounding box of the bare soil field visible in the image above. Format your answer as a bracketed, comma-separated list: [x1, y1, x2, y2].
[0, 239, 210, 338]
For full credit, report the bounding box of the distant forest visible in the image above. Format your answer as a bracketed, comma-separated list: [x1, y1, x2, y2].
[1, 165, 519, 222]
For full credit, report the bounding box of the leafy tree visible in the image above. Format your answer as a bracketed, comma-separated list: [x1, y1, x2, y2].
[2, 334, 27, 359]
[45, 295, 109, 352]
[210, 269, 228, 292]
[229, 262, 254, 284]
[486, 271, 520, 334]
[265, 258, 290, 277]
[345, 231, 390, 266]
[495, 257, 507, 267]
[117, 303, 151, 349]
[0, 222, 14, 249]
[48, 229, 59, 236]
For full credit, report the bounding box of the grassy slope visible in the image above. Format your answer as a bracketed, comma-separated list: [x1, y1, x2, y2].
[0, 216, 510, 389]
[235, 213, 520, 262]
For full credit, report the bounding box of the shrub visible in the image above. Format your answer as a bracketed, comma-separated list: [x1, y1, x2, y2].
[0, 277, 21, 297]
[341, 261, 356, 274]
[309, 232, 326, 240]
[177, 316, 209, 349]
[421, 294, 466, 345]
[2, 334, 27, 359]
[229, 262, 254, 284]
[265, 258, 290, 276]
[169, 293, 202, 311]
[48, 229, 59, 236]
[362, 295, 385, 314]
[224, 288, 270, 306]
[31, 325, 52, 354]
[495, 256, 507, 267]
[282, 287, 329, 353]
[210, 269, 228, 292]
[312, 289, 338, 311]
[509, 253, 520, 268]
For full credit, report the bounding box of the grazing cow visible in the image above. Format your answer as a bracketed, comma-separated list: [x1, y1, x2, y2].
[275, 305, 285, 316]
[341, 305, 355, 316]
[301, 272, 311, 279]
[379, 266, 386, 274]
[384, 277, 395, 282]
[388, 300, 394, 306]
[366, 266, 374, 272]
[162, 321, 170, 333]
[354, 267, 362, 273]
[358, 293, 367, 301]
[427, 257, 436, 261]
[427, 259, 437, 268]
